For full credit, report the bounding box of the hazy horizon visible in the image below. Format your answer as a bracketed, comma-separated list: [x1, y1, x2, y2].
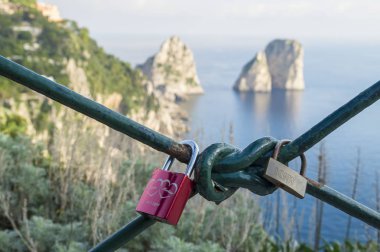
[38, 0, 380, 72]
[44, 0, 380, 45]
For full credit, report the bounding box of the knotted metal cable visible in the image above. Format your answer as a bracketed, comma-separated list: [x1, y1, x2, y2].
[194, 137, 278, 203]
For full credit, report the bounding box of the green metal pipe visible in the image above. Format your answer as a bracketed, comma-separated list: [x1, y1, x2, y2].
[306, 179, 380, 228]
[1, 55, 379, 166]
[279, 80, 380, 162]
[89, 216, 155, 252]
[0, 56, 191, 162]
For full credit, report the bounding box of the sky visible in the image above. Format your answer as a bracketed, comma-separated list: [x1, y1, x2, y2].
[44, 0, 380, 43]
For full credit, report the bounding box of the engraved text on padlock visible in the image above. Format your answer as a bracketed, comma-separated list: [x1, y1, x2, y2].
[264, 158, 307, 198]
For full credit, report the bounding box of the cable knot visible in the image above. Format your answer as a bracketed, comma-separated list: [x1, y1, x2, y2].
[194, 137, 279, 204]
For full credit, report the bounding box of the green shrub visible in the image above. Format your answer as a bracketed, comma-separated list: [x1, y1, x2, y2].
[16, 31, 33, 42]
[0, 110, 27, 137]
[0, 0, 156, 113]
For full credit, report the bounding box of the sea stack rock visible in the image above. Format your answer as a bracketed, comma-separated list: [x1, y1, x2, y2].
[138, 36, 203, 101]
[233, 51, 271, 92]
[234, 39, 304, 92]
[265, 39, 304, 90]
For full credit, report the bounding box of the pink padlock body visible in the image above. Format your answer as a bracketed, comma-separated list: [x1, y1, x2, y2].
[136, 168, 194, 225]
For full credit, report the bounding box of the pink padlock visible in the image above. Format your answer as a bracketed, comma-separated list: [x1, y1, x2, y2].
[136, 140, 199, 225]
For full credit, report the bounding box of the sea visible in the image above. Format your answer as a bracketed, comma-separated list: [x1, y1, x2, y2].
[94, 34, 380, 243]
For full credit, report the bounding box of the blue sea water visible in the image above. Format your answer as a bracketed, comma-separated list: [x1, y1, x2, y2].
[96, 34, 380, 243]
[182, 43, 380, 243]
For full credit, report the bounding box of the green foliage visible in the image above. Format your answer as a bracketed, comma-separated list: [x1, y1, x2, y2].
[32, 99, 52, 132]
[38, 21, 72, 58]
[0, 127, 379, 251]
[0, 217, 88, 252]
[24, 216, 87, 251]
[0, 0, 157, 113]
[151, 236, 224, 252]
[0, 230, 27, 252]
[186, 77, 197, 86]
[9, 0, 36, 7]
[0, 5, 68, 97]
[16, 31, 32, 42]
[260, 238, 309, 252]
[321, 240, 378, 252]
[0, 110, 27, 137]
[0, 130, 160, 251]
[0, 134, 49, 220]
[157, 63, 181, 79]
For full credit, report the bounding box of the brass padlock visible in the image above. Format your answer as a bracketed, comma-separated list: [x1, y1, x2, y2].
[263, 140, 307, 198]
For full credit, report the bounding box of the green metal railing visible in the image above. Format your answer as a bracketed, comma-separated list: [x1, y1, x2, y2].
[0, 55, 379, 252]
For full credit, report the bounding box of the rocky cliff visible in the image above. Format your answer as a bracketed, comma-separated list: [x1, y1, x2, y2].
[137, 36, 203, 101]
[265, 39, 304, 90]
[234, 39, 304, 92]
[0, 0, 187, 141]
[233, 51, 271, 92]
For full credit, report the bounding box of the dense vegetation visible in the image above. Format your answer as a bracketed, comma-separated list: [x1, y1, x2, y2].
[0, 0, 158, 113]
[0, 110, 378, 252]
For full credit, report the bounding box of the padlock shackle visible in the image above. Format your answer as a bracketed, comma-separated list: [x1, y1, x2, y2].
[162, 156, 175, 171]
[161, 140, 199, 177]
[272, 139, 307, 176]
[182, 140, 199, 176]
